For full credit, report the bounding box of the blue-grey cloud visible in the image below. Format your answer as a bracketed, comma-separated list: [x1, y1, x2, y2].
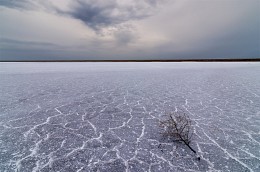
[0, 38, 74, 61]
[0, 0, 24, 8]
[0, 38, 58, 47]
[0, 0, 33, 9]
[0, 38, 65, 60]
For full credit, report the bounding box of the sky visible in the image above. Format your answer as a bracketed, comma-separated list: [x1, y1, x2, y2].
[0, 0, 259, 60]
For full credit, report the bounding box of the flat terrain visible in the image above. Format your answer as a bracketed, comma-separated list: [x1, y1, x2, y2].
[0, 62, 259, 172]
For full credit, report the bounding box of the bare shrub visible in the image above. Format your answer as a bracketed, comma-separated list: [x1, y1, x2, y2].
[159, 111, 198, 157]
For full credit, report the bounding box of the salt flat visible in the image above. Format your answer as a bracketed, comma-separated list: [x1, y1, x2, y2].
[0, 62, 259, 172]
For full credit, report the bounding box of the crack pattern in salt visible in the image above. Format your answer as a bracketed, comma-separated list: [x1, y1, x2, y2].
[0, 63, 260, 172]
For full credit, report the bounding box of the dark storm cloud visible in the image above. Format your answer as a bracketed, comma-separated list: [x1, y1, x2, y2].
[69, 1, 122, 30]
[65, 0, 160, 30]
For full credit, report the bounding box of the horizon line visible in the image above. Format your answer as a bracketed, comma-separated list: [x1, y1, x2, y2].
[0, 58, 260, 62]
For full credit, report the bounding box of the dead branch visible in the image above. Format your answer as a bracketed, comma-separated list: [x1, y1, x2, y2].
[159, 111, 197, 155]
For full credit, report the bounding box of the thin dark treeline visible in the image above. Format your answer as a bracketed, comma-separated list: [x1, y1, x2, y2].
[0, 58, 259, 62]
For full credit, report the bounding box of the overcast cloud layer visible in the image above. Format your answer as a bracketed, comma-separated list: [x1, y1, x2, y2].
[0, 0, 259, 60]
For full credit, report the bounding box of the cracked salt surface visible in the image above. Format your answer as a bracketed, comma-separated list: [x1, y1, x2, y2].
[0, 62, 260, 172]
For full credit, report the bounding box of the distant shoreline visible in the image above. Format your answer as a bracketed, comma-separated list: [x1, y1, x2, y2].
[0, 59, 259, 62]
